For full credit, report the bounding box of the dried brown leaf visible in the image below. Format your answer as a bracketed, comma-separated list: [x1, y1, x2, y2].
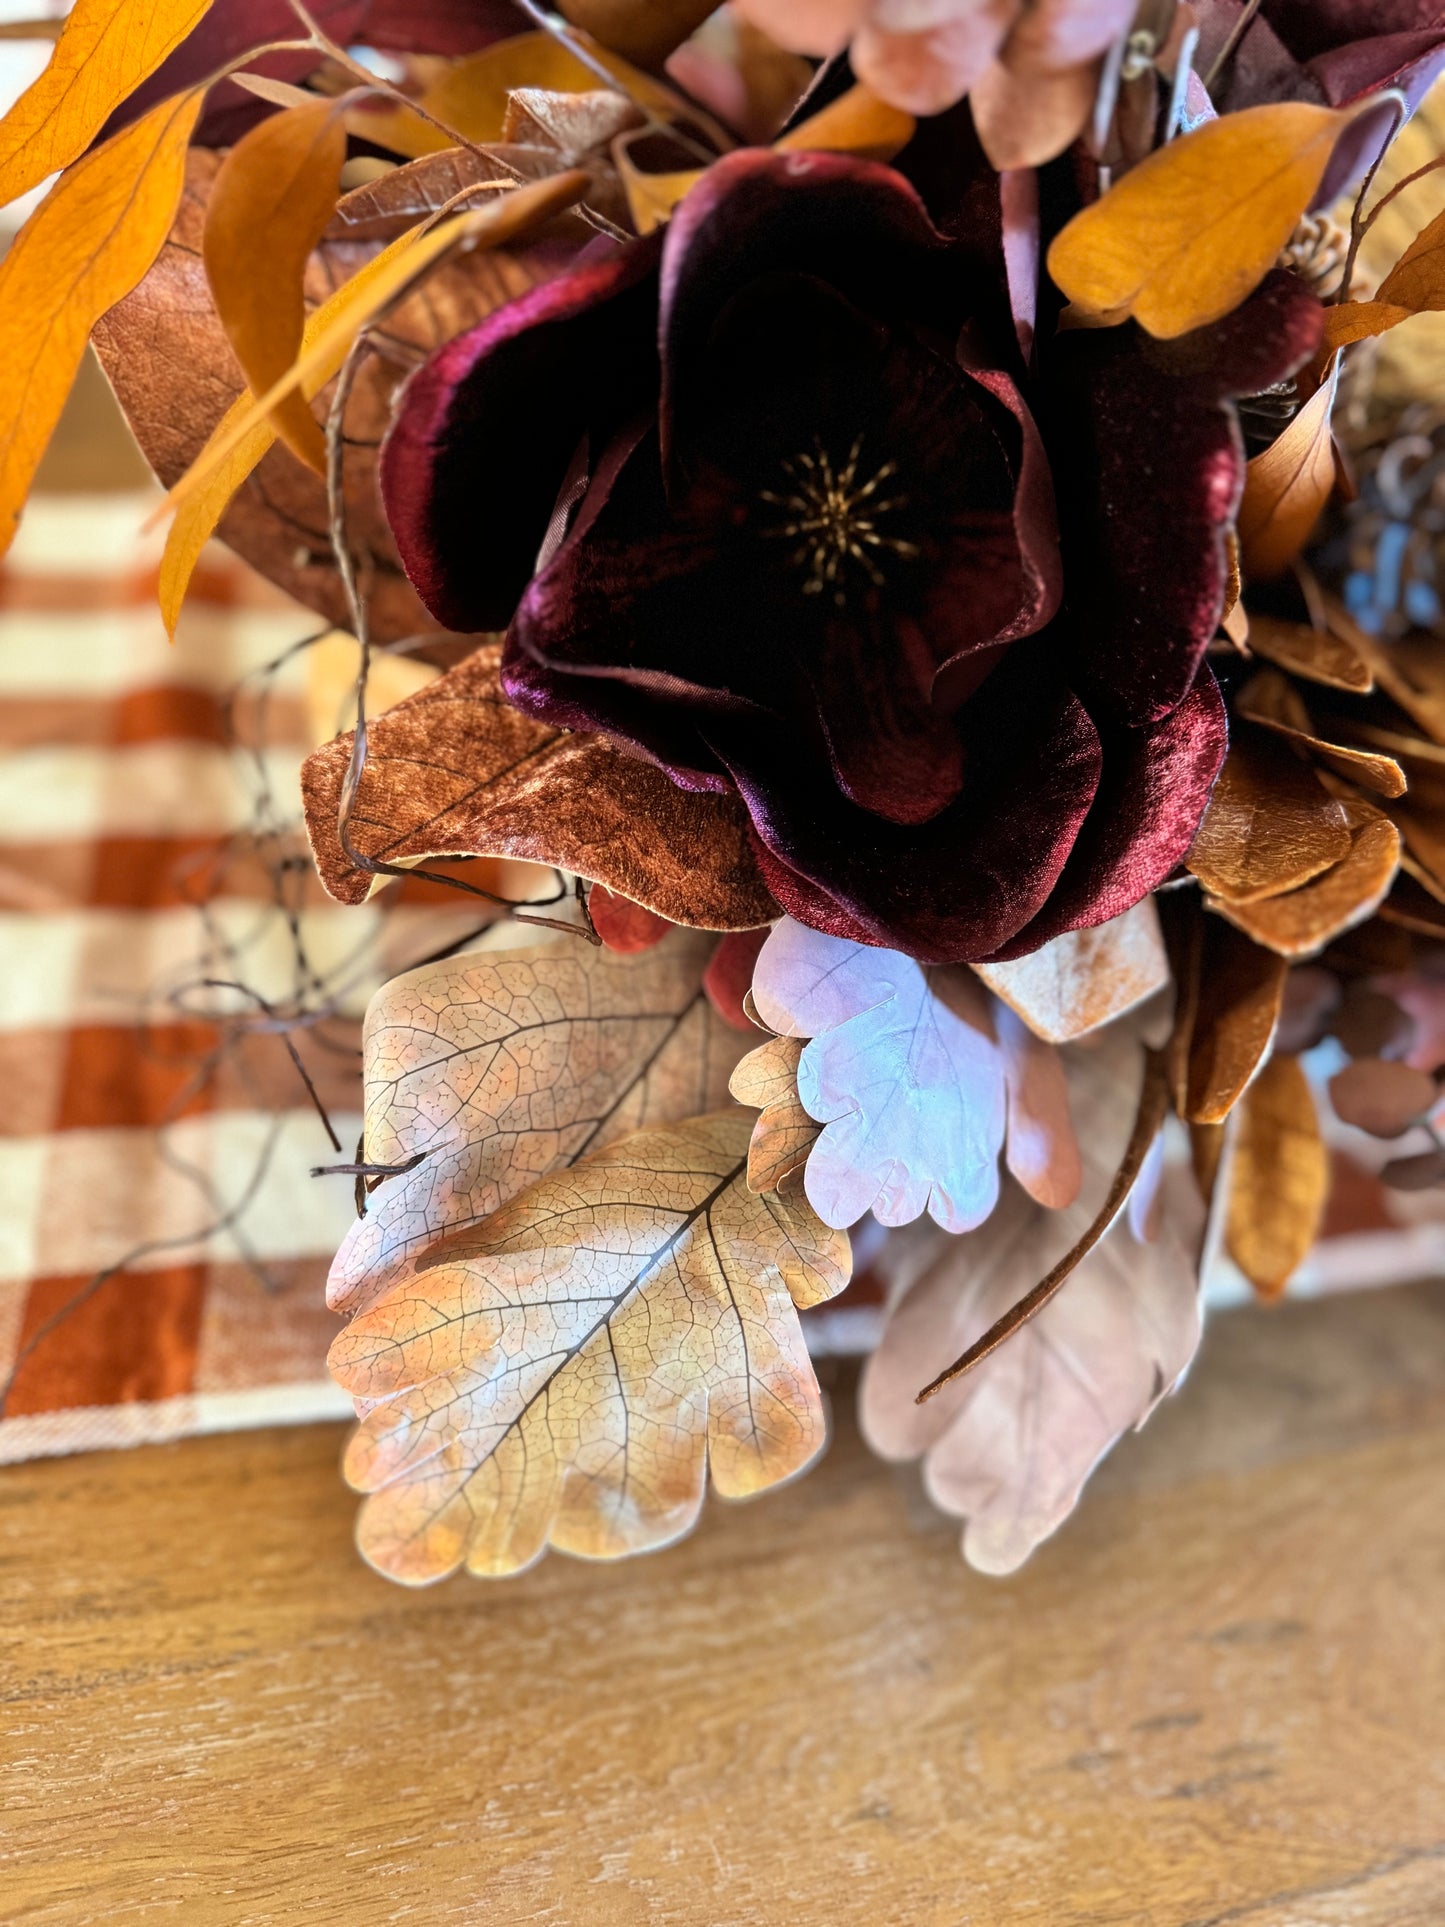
[1226, 1051, 1327, 1297]
[1184, 918, 1287, 1125]
[1209, 814, 1401, 958]
[331, 1110, 852, 1582]
[202, 99, 348, 475]
[1186, 731, 1350, 904]
[1325, 599, 1445, 746]
[329, 928, 747, 1314]
[302, 643, 778, 930]
[1245, 612, 1372, 694]
[728, 1033, 819, 1195]
[1326, 1058, 1436, 1139]
[1322, 203, 1445, 350]
[1237, 359, 1340, 579]
[1236, 668, 1406, 798]
[970, 897, 1168, 1044]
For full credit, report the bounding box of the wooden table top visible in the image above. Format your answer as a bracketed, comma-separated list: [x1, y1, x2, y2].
[5, 1280, 1445, 1925]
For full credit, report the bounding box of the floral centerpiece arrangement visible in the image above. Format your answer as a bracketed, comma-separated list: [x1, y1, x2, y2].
[2, 0, 1444, 1581]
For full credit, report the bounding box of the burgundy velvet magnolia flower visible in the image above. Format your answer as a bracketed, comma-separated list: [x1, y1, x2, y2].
[381, 143, 1322, 964]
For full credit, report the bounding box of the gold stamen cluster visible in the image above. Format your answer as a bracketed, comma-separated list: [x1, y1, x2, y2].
[760, 438, 918, 605]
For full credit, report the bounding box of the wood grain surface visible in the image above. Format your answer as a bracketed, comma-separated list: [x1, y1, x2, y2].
[5, 1282, 1445, 1925]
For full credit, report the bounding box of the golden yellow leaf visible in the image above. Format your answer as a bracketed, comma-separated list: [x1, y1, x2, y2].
[157, 169, 590, 627]
[0, 0, 209, 209]
[1186, 732, 1350, 904]
[331, 1111, 852, 1582]
[328, 929, 748, 1314]
[1226, 1052, 1327, 1297]
[728, 1033, 819, 1196]
[422, 27, 675, 146]
[773, 82, 914, 164]
[970, 898, 1169, 1044]
[1209, 814, 1401, 958]
[1245, 611, 1372, 693]
[615, 133, 700, 236]
[202, 99, 348, 475]
[1237, 359, 1340, 579]
[0, 88, 200, 560]
[1047, 103, 1360, 338]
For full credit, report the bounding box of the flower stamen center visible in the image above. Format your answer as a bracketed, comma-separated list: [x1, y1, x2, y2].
[760, 438, 919, 606]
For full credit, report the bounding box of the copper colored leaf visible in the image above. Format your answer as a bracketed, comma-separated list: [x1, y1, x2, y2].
[1046, 103, 1361, 339]
[331, 1110, 852, 1582]
[1209, 813, 1401, 959]
[1185, 918, 1287, 1125]
[1237, 360, 1340, 579]
[728, 1033, 819, 1195]
[1186, 732, 1350, 904]
[860, 1015, 1203, 1573]
[1226, 1051, 1327, 1297]
[329, 928, 746, 1313]
[1335, 619, 1445, 748]
[0, 0, 208, 209]
[1245, 612, 1372, 694]
[1236, 668, 1406, 798]
[302, 644, 778, 930]
[773, 81, 915, 163]
[970, 897, 1169, 1044]
[1326, 1057, 1436, 1139]
[1323, 204, 1445, 349]
[202, 98, 348, 474]
[0, 88, 201, 560]
[587, 885, 672, 953]
[1380, 1150, 1445, 1191]
[1190, 1119, 1226, 1207]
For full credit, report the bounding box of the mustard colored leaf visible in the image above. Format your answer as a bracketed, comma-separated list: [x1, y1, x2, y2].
[0, 88, 201, 560]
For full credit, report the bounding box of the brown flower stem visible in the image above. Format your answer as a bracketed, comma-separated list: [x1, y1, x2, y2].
[1202, 0, 1264, 94]
[914, 1047, 1172, 1404]
[1337, 91, 1408, 303]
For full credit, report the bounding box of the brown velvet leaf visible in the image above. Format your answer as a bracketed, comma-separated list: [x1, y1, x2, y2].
[1245, 612, 1372, 694]
[1226, 1052, 1327, 1298]
[329, 927, 748, 1314]
[1208, 812, 1402, 959]
[1186, 731, 1350, 904]
[301, 642, 780, 929]
[93, 148, 581, 643]
[728, 1033, 819, 1195]
[1184, 918, 1287, 1125]
[1235, 669, 1406, 799]
[970, 898, 1168, 1045]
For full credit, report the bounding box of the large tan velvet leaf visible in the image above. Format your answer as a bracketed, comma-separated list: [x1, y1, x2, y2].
[301, 641, 780, 928]
[330, 928, 747, 1313]
[331, 1110, 852, 1582]
[92, 147, 579, 643]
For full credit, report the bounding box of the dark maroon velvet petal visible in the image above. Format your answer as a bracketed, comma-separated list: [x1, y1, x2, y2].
[382, 235, 662, 634]
[987, 665, 1228, 960]
[715, 642, 1104, 963]
[1046, 273, 1321, 728]
[808, 610, 965, 825]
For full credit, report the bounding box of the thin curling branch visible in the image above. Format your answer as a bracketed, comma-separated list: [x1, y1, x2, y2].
[1337, 90, 1409, 304]
[915, 1048, 1172, 1404]
[1202, 0, 1264, 93]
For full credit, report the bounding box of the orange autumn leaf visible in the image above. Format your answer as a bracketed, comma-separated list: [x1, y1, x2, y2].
[331, 1111, 852, 1582]
[202, 98, 348, 475]
[0, 0, 210, 209]
[1048, 103, 1362, 338]
[1237, 358, 1341, 578]
[1186, 732, 1350, 904]
[1322, 202, 1445, 351]
[1226, 1052, 1327, 1297]
[1209, 813, 1402, 958]
[0, 87, 201, 559]
[328, 929, 747, 1313]
[160, 169, 590, 519]
[1245, 612, 1372, 693]
[1184, 919, 1287, 1126]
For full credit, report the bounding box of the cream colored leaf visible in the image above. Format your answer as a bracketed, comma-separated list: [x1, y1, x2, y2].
[729, 1033, 819, 1195]
[859, 1017, 1203, 1574]
[0, 88, 201, 560]
[996, 1003, 1081, 1210]
[329, 929, 747, 1315]
[971, 897, 1169, 1043]
[331, 1111, 852, 1582]
[0, 0, 209, 209]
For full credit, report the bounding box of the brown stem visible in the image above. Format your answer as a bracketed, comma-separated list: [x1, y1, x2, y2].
[914, 1048, 1172, 1404]
[1202, 0, 1264, 93]
[1337, 92, 1408, 304]
[1359, 151, 1445, 242]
